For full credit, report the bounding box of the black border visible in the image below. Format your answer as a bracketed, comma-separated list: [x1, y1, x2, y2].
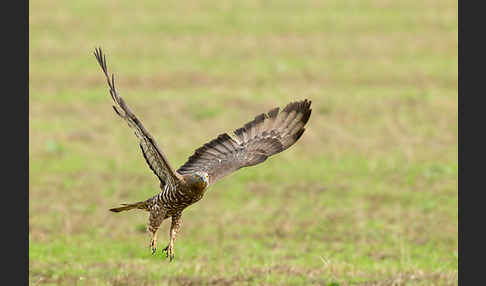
[5, 0, 29, 283]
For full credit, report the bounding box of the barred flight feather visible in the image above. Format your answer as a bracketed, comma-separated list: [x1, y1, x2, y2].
[94, 48, 182, 189]
[177, 99, 312, 185]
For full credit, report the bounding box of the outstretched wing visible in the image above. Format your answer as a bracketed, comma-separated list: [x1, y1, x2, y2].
[93, 48, 182, 188]
[177, 100, 312, 186]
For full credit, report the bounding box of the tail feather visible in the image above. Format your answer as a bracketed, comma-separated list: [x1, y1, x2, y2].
[109, 201, 147, 212]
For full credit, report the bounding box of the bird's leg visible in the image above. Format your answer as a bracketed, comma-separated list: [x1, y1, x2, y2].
[148, 211, 164, 255]
[150, 229, 159, 255]
[163, 213, 182, 261]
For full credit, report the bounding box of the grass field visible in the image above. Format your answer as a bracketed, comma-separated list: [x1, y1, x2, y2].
[29, 0, 458, 285]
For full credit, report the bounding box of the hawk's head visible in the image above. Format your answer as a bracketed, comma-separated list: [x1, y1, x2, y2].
[186, 171, 209, 190]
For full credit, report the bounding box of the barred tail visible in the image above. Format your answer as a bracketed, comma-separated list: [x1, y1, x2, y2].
[109, 201, 147, 212]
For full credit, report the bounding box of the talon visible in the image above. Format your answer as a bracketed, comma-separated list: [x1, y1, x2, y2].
[150, 240, 157, 255]
[162, 244, 174, 261]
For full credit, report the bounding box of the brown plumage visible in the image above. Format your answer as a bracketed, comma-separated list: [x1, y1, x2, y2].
[94, 48, 312, 261]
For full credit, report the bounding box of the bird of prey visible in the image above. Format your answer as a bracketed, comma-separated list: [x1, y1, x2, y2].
[93, 48, 312, 261]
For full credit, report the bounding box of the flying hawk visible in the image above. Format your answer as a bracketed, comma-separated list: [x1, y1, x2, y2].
[94, 48, 312, 261]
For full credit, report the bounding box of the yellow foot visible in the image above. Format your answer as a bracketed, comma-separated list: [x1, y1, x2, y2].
[150, 239, 157, 255]
[162, 244, 175, 261]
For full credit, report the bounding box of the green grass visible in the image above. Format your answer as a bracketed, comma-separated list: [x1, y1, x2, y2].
[30, 0, 457, 285]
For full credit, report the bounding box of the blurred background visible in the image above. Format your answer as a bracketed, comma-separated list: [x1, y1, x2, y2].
[29, 0, 457, 285]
